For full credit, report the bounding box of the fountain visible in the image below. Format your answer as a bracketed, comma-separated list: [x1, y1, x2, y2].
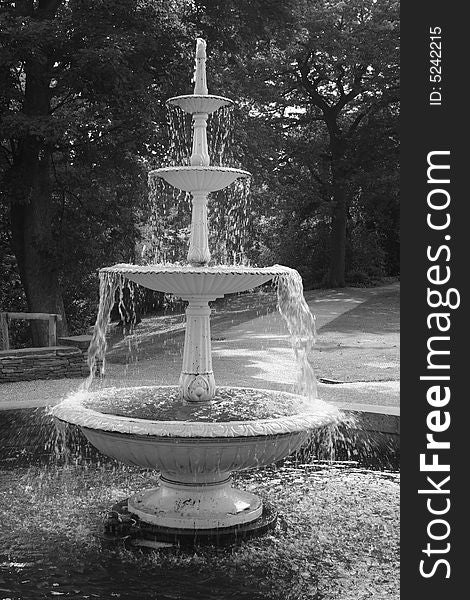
[51, 39, 340, 545]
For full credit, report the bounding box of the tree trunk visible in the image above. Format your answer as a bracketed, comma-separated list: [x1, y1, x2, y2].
[7, 26, 68, 346]
[325, 119, 348, 288]
[10, 152, 68, 346]
[327, 161, 347, 287]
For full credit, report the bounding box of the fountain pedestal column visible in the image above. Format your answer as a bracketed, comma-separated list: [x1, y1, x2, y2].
[187, 191, 211, 265]
[179, 296, 216, 401]
[190, 113, 210, 167]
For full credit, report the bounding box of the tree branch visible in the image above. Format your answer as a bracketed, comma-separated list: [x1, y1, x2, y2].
[347, 90, 399, 137]
[50, 90, 77, 114]
[296, 53, 330, 112]
[333, 65, 366, 113]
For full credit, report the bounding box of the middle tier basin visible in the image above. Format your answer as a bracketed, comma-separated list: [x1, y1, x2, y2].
[101, 264, 292, 298]
[150, 166, 250, 192]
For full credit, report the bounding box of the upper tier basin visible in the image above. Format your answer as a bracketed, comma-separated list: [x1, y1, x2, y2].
[167, 94, 233, 115]
[150, 166, 250, 192]
[101, 264, 291, 298]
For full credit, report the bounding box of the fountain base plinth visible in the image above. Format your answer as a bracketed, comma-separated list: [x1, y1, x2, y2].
[103, 498, 277, 548]
[128, 474, 262, 529]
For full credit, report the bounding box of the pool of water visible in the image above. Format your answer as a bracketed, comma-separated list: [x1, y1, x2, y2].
[80, 386, 313, 422]
[0, 408, 399, 600]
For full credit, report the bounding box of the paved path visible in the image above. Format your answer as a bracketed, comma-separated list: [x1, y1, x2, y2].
[0, 283, 399, 413]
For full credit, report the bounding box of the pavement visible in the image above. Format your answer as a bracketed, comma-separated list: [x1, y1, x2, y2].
[0, 282, 400, 415]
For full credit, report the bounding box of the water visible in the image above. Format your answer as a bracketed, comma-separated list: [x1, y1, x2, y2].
[143, 176, 191, 264]
[274, 270, 317, 400]
[166, 104, 192, 167]
[0, 39, 398, 599]
[69, 386, 332, 423]
[0, 453, 399, 599]
[85, 272, 137, 391]
[207, 105, 235, 167]
[84, 267, 319, 401]
[144, 103, 248, 265]
[165, 104, 235, 168]
[208, 177, 251, 264]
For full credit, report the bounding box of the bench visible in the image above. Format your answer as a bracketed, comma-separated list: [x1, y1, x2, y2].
[0, 312, 62, 350]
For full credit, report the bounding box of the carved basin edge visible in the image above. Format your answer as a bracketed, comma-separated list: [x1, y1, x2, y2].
[81, 427, 309, 443]
[49, 387, 341, 439]
[148, 165, 251, 178]
[99, 264, 294, 276]
[166, 94, 234, 106]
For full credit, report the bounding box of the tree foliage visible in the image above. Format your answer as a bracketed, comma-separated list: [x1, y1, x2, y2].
[0, 0, 193, 342]
[0, 0, 399, 346]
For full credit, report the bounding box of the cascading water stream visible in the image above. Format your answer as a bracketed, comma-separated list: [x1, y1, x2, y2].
[85, 267, 320, 404]
[275, 269, 318, 400]
[84, 272, 133, 391]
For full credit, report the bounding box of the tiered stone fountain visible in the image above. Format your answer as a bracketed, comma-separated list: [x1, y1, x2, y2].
[51, 39, 339, 544]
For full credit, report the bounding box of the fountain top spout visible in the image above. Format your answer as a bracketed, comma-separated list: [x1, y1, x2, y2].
[168, 38, 232, 114]
[193, 38, 208, 95]
[195, 38, 206, 59]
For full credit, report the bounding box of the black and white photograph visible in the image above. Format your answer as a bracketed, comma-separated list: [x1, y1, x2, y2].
[0, 1, 463, 599]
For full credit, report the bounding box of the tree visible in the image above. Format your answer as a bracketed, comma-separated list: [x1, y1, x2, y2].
[276, 0, 399, 286]
[225, 0, 399, 286]
[0, 0, 191, 344]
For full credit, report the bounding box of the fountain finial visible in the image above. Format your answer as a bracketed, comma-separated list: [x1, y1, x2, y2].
[193, 38, 208, 95]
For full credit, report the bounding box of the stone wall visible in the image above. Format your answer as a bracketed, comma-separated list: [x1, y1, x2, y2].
[0, 346, 89, 383]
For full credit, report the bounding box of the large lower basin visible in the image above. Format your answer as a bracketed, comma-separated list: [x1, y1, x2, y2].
[100, 264, 292, 298]
[150, 166, 250, 192]
[51, 386, 340, 530]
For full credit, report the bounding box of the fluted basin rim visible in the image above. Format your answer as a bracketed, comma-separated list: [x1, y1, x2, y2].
[50, 386, 340, 438]
[150, 166, 251, 178]
[149, 165, 251, 193]
[166, 94, 233, 112]
[98, 264, 295, 297]
[167, 94, 233, 104]
[99, 264, 293, 276]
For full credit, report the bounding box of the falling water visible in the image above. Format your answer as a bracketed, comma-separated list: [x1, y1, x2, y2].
[143, 175, 191, 263]
[85, 272, 138, 390]
[74, 265, 361, 467]
[140, 100, 250, 265]
[207, 105, 235, 167]
[274, 269, 318, 400]
[165, 104, 235, 168]
[166, 105, 192, 166]
[145, 176, 251, 266]
[84, 265, 319, 402]
[209, 177, 251, 264]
